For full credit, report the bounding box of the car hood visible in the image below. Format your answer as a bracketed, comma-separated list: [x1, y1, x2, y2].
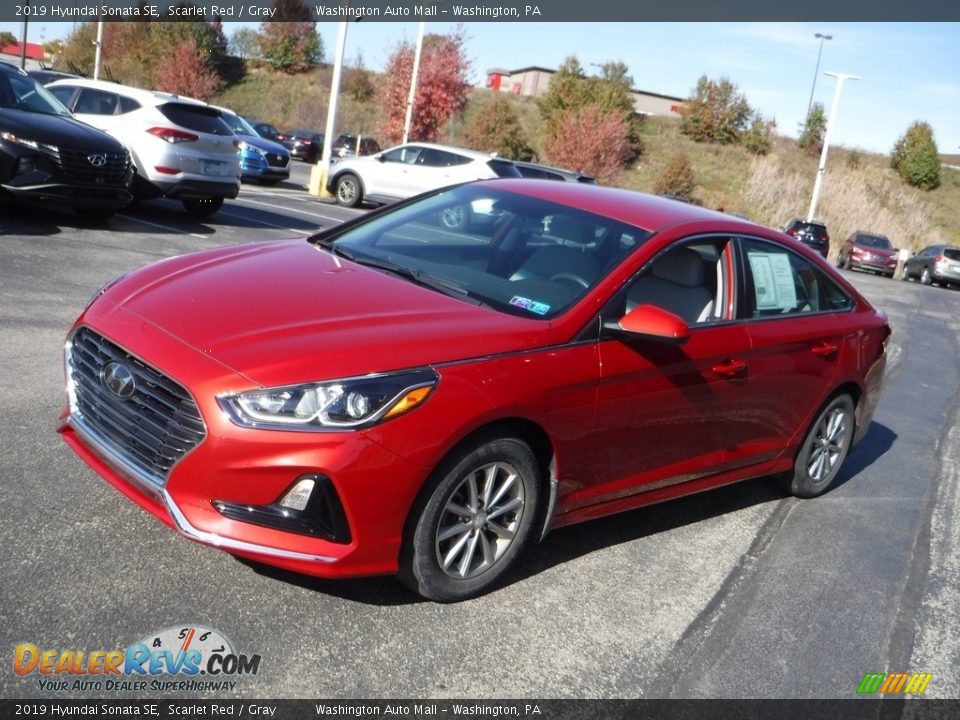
[239, 133, 288, 155]
[0, 108, 124, 152]
[102, 240, 550, 388]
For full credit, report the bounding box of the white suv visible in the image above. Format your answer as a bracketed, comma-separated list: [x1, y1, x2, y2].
[327, 142, 519, 208]
[46, 79, 240, 216]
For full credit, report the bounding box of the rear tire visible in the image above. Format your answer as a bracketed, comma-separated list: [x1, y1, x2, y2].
[399, 436, 540, 602]
[334, 173, 363, 208]
[781, 394, 855, 498]
[182, 197, 224, 216]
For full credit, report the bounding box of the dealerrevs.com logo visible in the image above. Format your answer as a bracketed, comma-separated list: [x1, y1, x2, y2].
[14, 625, 261, 693]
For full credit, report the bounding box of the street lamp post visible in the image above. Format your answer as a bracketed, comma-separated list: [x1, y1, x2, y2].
[805, 33, 832, 121]
[402, 21, 425, 144]
[806, 72, 859, 223]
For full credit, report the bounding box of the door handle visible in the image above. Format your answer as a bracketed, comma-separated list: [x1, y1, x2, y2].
[712, 359, 747, 378]
[811, 342, 838, 359]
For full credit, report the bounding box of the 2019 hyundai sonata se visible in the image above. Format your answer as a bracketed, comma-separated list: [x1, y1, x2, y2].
[60, 181, 890, 601]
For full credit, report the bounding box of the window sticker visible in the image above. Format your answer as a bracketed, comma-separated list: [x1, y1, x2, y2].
[509, 296, 551, 315]
[748, 250, 797, 312]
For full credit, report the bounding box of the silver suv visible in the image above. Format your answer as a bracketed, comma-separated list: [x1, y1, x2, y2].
[46, 79, 240, 216]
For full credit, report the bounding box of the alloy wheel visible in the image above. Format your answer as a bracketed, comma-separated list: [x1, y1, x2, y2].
[435, 462, 525, 580]
[806, 407, 849, 484]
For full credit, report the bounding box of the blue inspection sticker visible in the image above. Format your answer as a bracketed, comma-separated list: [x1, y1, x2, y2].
[509, 296, 551, 315]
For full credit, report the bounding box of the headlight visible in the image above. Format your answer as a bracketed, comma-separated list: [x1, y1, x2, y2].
[219, 368, 438, 431]
[1, 131, 57, 153]
[238, 141, 263, 155]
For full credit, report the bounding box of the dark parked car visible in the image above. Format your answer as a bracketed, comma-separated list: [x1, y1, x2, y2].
[782, 218, 830, 258]
[1, 62, 133, 219]
[512, 160, 596, 184]
[902, 244, 960, 287]
[284, 129, 324, 162]
[27, 68, 81, 85]
[838, 231, 897, 277]
[61, 181, 889, 602]
[248, 120, 289, 145]
[332, 134, 381, 158]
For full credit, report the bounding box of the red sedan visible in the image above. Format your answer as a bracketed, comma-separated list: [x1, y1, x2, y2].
[60, 182, 889, 601]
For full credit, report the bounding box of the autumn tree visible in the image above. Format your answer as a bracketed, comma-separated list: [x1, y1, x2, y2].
[679, 75, 752, 144]
[379, 27, 471, 144]
[153, 37, 221, 101]
[653, 153, 696, 201]
[463, 96, 533, 160]
[344, 52, 376, 103]
[541, 104, 631, 184]
[58, 23, 97, 75]
[743, 112, 775, 156]
[259, 0, 322, 74]
[891, 121, 941, 190]
[229, 27, 262, 59]
[0, 31, 18, 47]
[539, 56, 642, 162]
[798, 102, 826, 156]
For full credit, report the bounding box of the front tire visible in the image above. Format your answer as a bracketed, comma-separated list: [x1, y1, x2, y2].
[781, 394, 855, 498]
[921, 267, 932, 285]
[400, 436, 541, 602]
[182, 197, 224, 216]
[334, 173, 362, 208]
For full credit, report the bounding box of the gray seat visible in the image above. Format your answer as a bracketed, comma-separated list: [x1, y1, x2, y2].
[626, 247, 714, 323]
[510, 215, 601, 285]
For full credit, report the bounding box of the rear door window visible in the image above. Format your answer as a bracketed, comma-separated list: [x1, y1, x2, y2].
[74, 88, 119, 115]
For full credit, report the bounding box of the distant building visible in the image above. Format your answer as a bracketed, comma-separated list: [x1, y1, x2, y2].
[486, 66, 684, 118]
[0, 42, 45, 70]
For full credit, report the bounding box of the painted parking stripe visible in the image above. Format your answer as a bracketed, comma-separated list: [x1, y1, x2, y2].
[116, 213, 209, 239]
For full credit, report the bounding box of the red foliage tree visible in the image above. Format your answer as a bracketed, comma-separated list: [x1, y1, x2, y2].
[153, 38, 221, 101]
[379, 28, 471, 144]
[541, 104, 631, 184]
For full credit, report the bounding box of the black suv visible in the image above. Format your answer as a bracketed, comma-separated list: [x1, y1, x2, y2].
[782, 218, 830, 259]
[1, 62, 133, 219]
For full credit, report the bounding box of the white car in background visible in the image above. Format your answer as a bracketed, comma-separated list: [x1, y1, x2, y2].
[326, 142, 520, 209]
[46, 78, 240, 216]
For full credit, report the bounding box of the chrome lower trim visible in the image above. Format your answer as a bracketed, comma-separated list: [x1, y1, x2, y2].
[162, 490, 338, 564]
[69, 414, 165, 500]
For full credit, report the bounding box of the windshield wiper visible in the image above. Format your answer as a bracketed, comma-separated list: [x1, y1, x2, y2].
[313, 241, 486, 306]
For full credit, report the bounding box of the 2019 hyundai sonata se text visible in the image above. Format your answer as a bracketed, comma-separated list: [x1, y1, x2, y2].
[60, 181, 889, 601]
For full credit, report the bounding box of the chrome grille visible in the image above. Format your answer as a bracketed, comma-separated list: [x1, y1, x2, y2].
[55, 148, 130, 185]
[67, 327, 205, 491]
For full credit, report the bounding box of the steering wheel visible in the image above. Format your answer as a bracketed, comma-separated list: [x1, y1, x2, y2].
[551, 273, 589, 289]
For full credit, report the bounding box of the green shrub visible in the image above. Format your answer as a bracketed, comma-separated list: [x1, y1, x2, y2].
[463, 96, 534, 160]
[798, 103, 826, 156]
[653, 153, 696, 200]
[679, 75, 752, 145]
[891, 121, 941, 190]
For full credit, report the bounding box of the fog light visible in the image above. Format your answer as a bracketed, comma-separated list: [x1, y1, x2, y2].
[16, 157, 37, 175]
[278, 477, 315, 512]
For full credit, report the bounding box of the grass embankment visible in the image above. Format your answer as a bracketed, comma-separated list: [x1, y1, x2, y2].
[215, 71, 960, 256]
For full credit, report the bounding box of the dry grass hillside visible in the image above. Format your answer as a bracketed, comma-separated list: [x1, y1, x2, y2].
[214, 74, 960, 258]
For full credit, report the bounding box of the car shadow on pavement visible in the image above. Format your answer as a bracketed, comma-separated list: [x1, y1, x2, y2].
[236, 422, 897, 607]
[0, 202, 67, 235]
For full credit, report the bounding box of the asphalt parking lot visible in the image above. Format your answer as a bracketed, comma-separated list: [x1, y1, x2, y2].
[2, 165, 958, 699]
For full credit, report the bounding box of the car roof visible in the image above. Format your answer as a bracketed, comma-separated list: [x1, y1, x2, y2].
[386, 142, 496, 161]
[475, 179, 759, 234]
[0, 61, 27, 76]
[45, 77, 207, 106]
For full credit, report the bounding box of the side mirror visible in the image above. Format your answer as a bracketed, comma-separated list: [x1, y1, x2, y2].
[375, 154, 386, 163]
[604, 304, 691, 345]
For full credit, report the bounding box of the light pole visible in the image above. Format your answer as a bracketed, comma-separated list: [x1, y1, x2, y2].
[402, 21, 425, 144]
[19, 0, 29, 70]
[308, 21, 349, 198]
[93, 19, 104, 79]
[806, 72, 859, 222]
[805, 33, 832, 121]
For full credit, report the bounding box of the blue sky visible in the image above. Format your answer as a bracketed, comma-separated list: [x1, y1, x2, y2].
[3, 21, 958, 155]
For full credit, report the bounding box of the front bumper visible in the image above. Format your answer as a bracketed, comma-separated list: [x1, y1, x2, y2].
[148, 177, 240, 200]
[59, 315, 430, 579]
[3, 181, 132, 208]
[240, 153, 290, 182]
[851, 257, 896, 275]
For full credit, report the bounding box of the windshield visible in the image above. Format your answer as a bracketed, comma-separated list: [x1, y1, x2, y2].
[0, 72, 72, 117]
[859, 235, 892, 249]
[316, 185, 652, 319]
[222, 111, 258, 137]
